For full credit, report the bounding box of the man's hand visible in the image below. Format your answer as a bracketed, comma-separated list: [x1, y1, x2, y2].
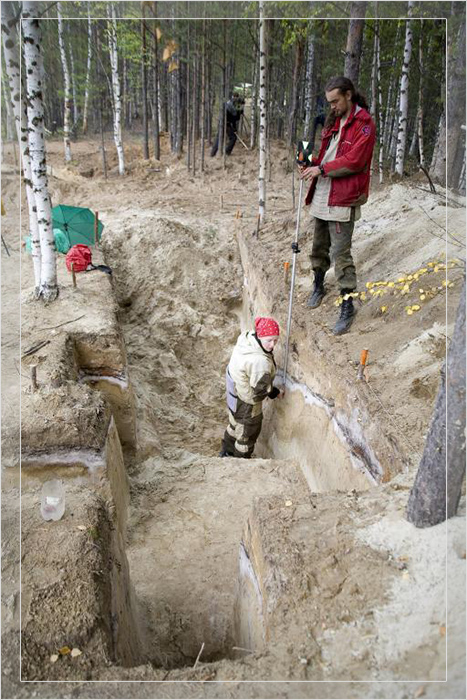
[299, 165, 321, 181]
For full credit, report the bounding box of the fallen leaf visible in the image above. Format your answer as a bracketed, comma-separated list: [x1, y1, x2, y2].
[59, 646, 71, 655]
[414, 684, 426, 698]
[411, 305, 421, 311]
[71, 648, 82, 658]
[50, 654, 59, 663]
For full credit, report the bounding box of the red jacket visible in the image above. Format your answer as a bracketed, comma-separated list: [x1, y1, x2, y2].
[305, 104, 376, 208]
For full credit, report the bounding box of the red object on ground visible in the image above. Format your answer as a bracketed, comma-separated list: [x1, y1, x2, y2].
[65, 244, 92, 273]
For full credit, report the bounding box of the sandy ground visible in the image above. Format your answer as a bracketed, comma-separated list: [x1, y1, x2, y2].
[1, 132, 466, 698]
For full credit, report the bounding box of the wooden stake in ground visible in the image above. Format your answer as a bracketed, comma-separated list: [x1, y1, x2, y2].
[30, 365, 38, 393]
[71, 262, 77, 288]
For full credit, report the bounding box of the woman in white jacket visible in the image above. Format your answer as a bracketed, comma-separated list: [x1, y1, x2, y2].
[220, 317, 282, 458]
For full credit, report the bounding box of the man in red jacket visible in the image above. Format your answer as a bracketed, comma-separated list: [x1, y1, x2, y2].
[300, 76, 376, 335]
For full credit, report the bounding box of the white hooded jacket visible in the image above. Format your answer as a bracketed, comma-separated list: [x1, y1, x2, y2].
[228, 332, 276, 407]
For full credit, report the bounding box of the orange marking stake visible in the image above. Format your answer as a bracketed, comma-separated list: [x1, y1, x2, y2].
[284, 261, 290, 284]
[357, 348, 369, 381]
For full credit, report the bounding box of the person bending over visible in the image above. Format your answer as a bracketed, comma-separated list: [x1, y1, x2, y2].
[220, 317, 282, 458]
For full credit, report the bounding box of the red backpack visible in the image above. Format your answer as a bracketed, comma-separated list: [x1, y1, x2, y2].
[65, 244, 92, 272]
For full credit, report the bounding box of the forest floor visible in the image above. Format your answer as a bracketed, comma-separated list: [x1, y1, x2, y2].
[1, 132, 466, 699]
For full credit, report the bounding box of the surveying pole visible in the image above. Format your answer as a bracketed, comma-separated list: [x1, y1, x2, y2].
[281, 141, 313, 389]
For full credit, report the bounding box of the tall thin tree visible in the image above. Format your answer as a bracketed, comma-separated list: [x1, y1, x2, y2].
[258, 1, 267, 223]
[344, 2, 367, 85]
[107, 2, 125, 174]
[395, 1, 415, 176]
[23, 0, 58, 301]
[57, 1, 72, 161]
[1, 0, 40, 287]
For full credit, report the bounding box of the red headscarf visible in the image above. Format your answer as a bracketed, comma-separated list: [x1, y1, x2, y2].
[254, 317, 280, 338]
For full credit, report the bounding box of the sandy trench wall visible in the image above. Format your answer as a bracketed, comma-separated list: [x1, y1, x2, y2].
[20, 262, 143, 673]
[237, 229, 403, 487]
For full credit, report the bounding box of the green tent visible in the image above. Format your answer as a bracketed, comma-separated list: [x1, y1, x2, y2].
[25, 229, 71, 255]
[51, 204, 104, 246]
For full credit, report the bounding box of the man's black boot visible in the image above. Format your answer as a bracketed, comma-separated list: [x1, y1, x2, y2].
[333, 292, 356, 335]
[306, 270, 326, 309]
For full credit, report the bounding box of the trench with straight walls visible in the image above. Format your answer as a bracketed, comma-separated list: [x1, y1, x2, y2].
[80, 210, 393, 671]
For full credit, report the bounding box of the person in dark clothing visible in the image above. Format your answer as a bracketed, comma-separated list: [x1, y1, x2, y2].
[211, 93, 244, 157]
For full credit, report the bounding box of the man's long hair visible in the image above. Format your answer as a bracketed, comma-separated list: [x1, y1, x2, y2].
[323, 76, 368, 129]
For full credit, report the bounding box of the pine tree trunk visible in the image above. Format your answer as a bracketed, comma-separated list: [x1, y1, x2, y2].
[395, 1, 414, 176]
[82, 2, 92, 134]
[57, 1, 72, 162]
[446, 8, 466, 190]
[107, 2, 125, 174]
[200, 16, 206, 171]
[23, 0, 58, 301]
[258, 1, 267, 223]
[1, 0, 41, 288]
[287, 37, 304, 148]
[407, 277, 466, 527]
[344, 2, 367, 85]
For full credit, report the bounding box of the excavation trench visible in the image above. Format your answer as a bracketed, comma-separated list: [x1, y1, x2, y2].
[92, 211, 386, 670]
[19, 210, 391, 678]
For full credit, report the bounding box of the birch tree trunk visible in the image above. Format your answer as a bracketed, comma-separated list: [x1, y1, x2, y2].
[375, 22, 384, 183]
[141, 4, 149, 160]
[382, 23, 400, 157]
[416, 21, 425, 168]
[395, 1, 414, 176]
[200, 16, 206, 170]
[152, 2, 161, 160]
[1, 58, 15, 141]
[23, 1, 58, 301]
[107, 2, 125, 175]
[69, 38, 79, 128]
[303, 30, 315, 140]
[57, 1, 72, 162]
[250, 44, 258, 149]
[1, 0, 41, 288]
[258, 1, 267, 223]
[344, 2, 367, 85]
[82, 2, 92, 134]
